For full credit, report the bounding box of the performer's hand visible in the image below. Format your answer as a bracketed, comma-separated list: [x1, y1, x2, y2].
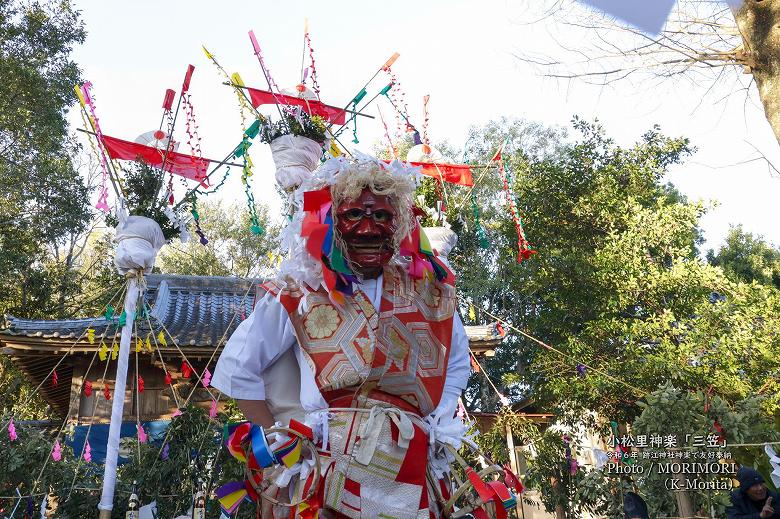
[760, 496, 774, 518]
[236, 399, 276, 428]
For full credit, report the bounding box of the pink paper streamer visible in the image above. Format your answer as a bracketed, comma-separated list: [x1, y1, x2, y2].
[8, 419, 17, 441]
[137, 424, 148, 444]
[202, 368, 212, 387]
[209, 399, 218, 419]
[84, 440, 92, 462]
[52, 440, 62, 461]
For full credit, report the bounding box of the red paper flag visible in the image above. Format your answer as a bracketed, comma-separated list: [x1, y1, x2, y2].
[246, 87, 347, 125]
[181, 362, 192, 378]
[100, 135, 210, 187]
[84, 380, 93, 396]
[164, 372, 172, 385]
[182, 64, 195, 93]
[470, 356, 481, 373]
[51, 369, 58, 387]
[103, 384, 111, 401]
[162, 89, 175, 111]
[382, 160, 473, 186]
[137, 375, 145, 393]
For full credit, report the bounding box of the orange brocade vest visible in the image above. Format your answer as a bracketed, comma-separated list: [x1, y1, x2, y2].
[262, 265, 456, 416]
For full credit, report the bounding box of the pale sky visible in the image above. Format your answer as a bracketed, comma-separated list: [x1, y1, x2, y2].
[69, 0, 780, 253]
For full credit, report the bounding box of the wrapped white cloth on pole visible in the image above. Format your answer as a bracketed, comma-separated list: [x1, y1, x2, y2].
[114, 216, 166, 275]
[99, 216, 164, 513]
[270, 135, 324, 191]
[98, 278, 139, 512]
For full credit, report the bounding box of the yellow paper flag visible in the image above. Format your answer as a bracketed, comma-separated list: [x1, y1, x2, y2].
[468, 305, 476, 321]
[158, 331, 167, 347]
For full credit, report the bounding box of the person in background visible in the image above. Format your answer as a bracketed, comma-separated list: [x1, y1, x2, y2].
[727, 466, 780, 519]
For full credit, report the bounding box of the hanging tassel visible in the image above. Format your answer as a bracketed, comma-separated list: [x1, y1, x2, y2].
[137, 424, 148, 444]
[52, 440, 62, 461]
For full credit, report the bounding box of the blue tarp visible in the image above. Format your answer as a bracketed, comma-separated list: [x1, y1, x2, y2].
[67, 420, 170, 464]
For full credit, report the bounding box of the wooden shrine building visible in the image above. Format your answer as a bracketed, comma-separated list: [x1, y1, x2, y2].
[1, 274, 507, 423]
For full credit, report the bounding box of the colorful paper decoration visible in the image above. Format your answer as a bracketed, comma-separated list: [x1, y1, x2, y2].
[103, 384, 111, 401]
[161, 442, 170, 461]
[202, 368, 211, 387]
[164, 372, 172, 385]
[137, 424, 148, 444]
[216, 481, 249, 515]
[181, 362, 192, 378]
[52, 440, 62, 462]
[86, 328, 95, 344]
[117, 310, 127, 327]
[246, 87, 345, 124]
[98, 342, 108, 361]
[51, 370, 58, 387]
[135, 338, 143, 353]
[111, 343, 119, 360]
[77, 82, 113, 213]
[8, 419, 17, 441]
[209, 399, 218, 419]
[145, 336, 153, 353]
[137, 375, 145, 393]
[84, 380, 93, 397]
[104, 305, 114, 320]
[84, 440, 92, 462]
[100, 134, 210, 187]
[494, 145, 536, 263]
[157, 331, 167, 347]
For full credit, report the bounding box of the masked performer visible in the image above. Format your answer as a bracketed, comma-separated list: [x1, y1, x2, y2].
[213, 154, 470, 518]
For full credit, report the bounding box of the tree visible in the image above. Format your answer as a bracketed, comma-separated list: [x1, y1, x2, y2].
[157, 199, 280, 279]
[513, 1, 780, 147]
[429, 116, 780, 517]
[707, 225, 780, 289]
[0, 0, 91, 318]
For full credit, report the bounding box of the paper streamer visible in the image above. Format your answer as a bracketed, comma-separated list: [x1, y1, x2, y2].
[52, 440, 62, 461]
[8, 419, 17, 441]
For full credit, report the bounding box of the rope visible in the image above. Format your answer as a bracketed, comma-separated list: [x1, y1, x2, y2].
[465, 299, 645, 397]
[1, 282, 128, 432]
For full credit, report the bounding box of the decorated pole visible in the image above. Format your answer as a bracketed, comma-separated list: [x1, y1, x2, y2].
[98, 216, 165, 518]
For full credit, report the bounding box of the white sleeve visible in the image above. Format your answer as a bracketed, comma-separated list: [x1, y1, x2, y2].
[433, 311, 470, 415]
[212, 293, 297, 400]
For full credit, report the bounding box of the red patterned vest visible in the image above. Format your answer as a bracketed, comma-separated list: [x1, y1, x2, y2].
[262, 265, 456, 416]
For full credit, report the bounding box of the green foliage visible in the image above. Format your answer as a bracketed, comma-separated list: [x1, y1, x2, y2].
[105, 162, 186, 241]
[0, 0, 91, 320]
[707, 225, 780, 289]
[157, 199, 280, 278]
[0, 407, 261, 518]
[259, 109, 327, 144]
